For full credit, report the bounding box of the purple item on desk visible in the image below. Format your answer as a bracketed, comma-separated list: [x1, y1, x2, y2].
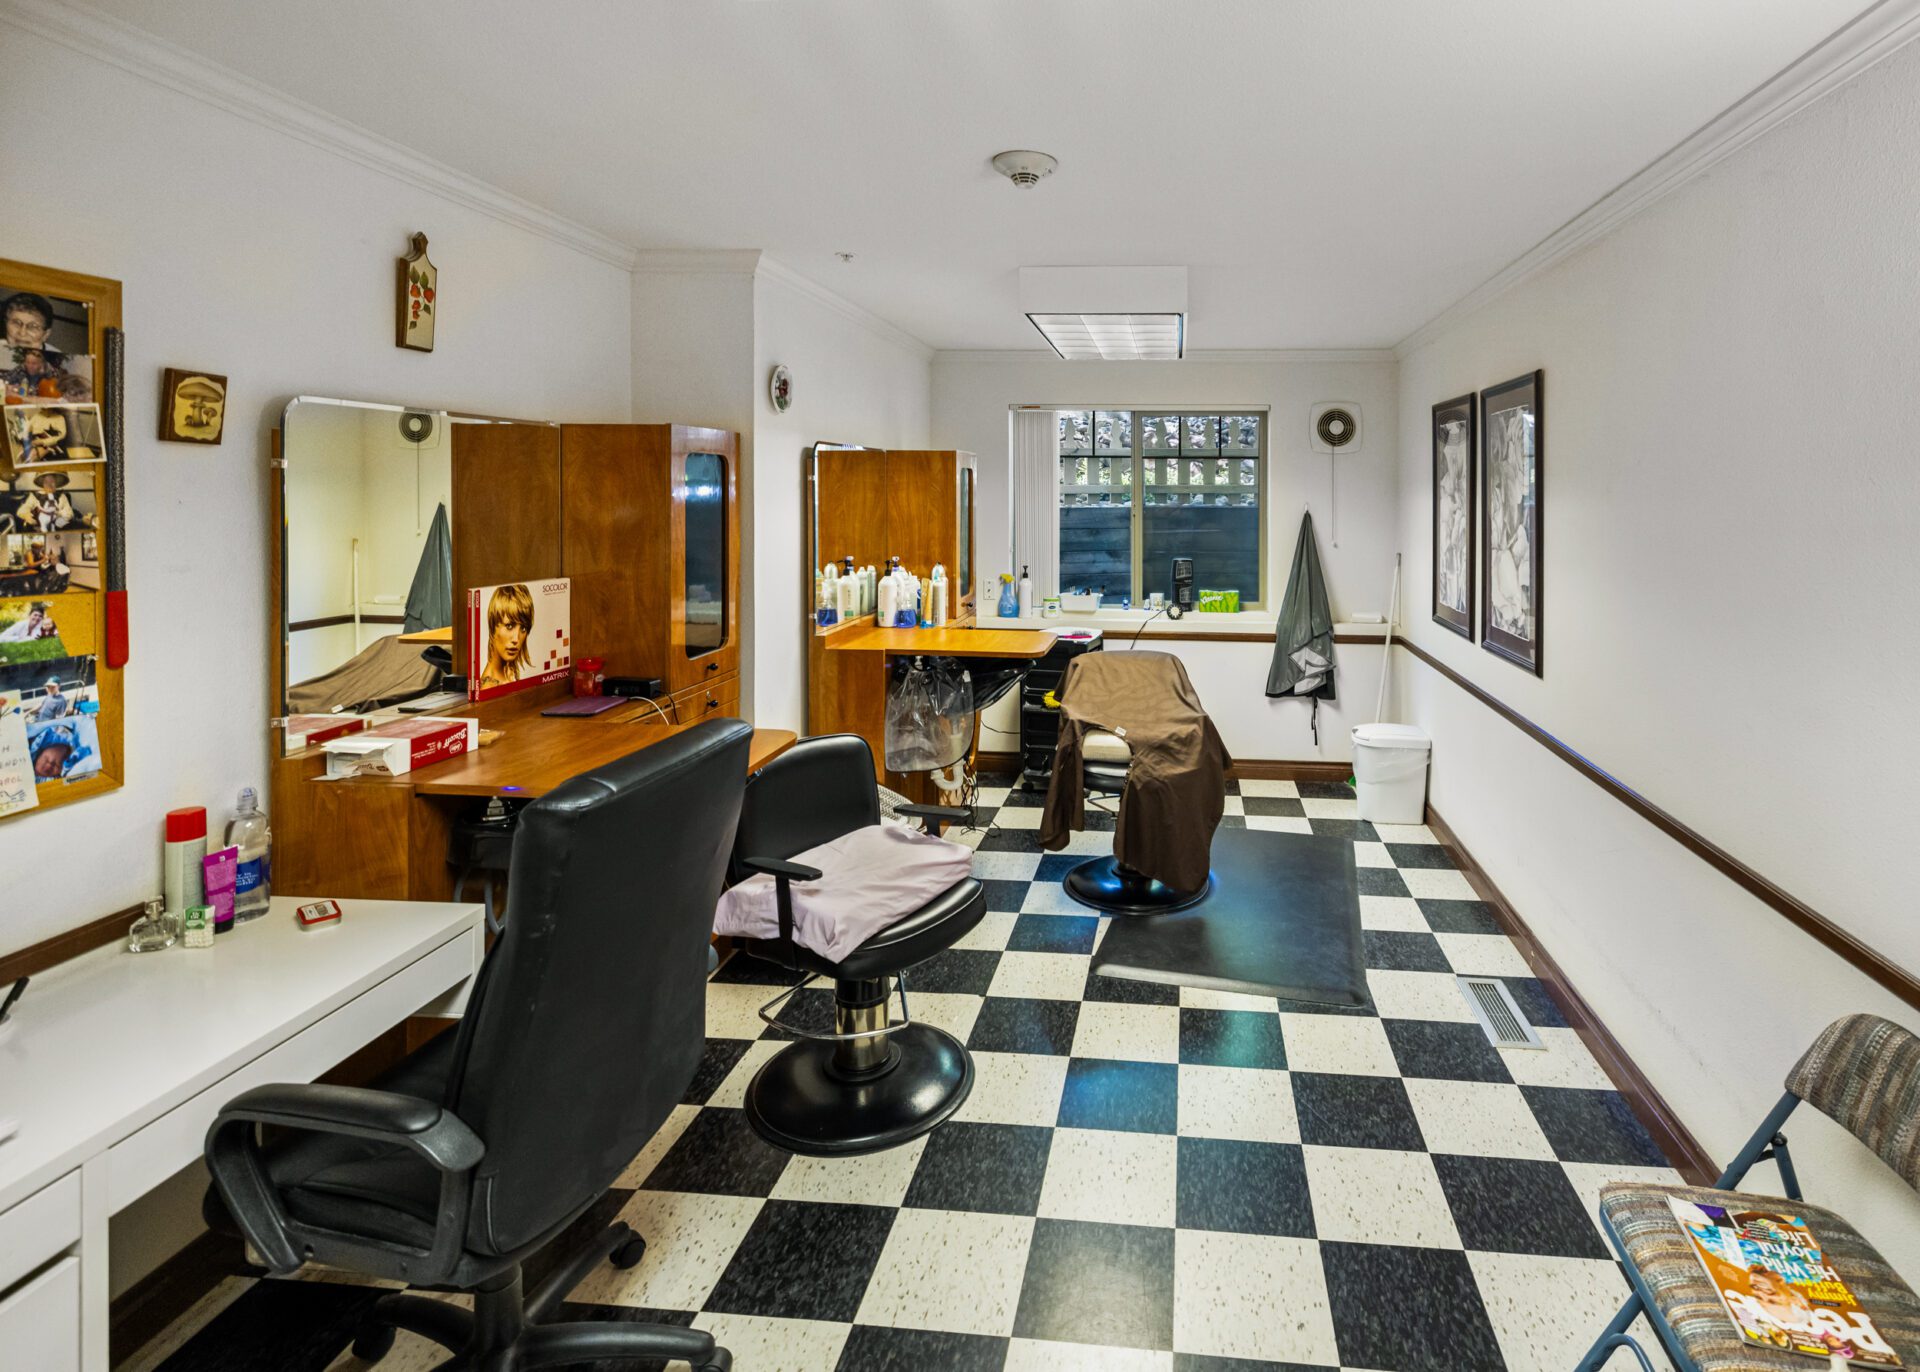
[540, 696, 625, 717]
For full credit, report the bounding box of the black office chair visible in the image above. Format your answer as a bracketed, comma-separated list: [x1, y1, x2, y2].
[203, 719, 752, 1372]
[732, 733, 986, 1156]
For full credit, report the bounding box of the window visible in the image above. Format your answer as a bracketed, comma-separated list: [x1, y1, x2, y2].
[1057, 409, 1265, 608]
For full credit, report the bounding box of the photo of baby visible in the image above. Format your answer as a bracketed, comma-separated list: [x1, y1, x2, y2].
[26, 713, 100, 782]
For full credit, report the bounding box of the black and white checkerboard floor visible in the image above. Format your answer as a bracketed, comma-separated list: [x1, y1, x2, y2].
[126, 774, 1689, 1372]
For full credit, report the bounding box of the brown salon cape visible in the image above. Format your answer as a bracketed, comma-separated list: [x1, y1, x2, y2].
[1039, 650, 1232, 892]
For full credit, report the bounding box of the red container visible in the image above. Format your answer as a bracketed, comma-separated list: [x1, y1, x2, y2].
[573, 656, 606, 698]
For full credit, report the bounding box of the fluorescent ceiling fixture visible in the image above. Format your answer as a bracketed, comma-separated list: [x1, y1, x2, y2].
[1019, 266, 1188, 361]
[1026, 313, 1186, 360]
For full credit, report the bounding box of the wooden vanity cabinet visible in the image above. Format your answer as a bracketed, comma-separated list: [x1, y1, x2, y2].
[561, 423, 740, 700]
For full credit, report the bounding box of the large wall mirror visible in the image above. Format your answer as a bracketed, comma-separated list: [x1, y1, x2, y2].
[278, 396, 559, 747]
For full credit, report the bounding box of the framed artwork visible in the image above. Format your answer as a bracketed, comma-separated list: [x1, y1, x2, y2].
[1431, 392, 1475, 639]
[397, 232, 437, 352]
[1480, 370, 1543, 674]
[159, 369, 226, 444]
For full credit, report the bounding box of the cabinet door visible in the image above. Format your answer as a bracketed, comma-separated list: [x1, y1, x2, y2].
[670, 434, 739, 692]
[0, 1256, 81, 1371]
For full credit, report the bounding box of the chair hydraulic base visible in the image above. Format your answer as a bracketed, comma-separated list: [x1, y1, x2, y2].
[351, 1220, 731, 1371]
[746, 1016, 974, 1157]
[1064, 854, 1210, 915]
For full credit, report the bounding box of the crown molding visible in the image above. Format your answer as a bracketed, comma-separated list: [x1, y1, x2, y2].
[756, 257, 934, 361]
[2, 0, 638, 271]
[932, 347, 1394, 365]
[630, 249, 765, 276]
[1395, 0, 1920, 359]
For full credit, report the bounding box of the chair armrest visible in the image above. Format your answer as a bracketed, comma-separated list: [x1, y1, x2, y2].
[204, 1082, 484, 1283]
[894, 803, 970, 835]
[740, 855, 823, 947]
[741, 855, 824, 882]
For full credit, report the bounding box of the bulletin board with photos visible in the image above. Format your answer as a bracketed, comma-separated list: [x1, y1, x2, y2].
[0, 257, 124, 822]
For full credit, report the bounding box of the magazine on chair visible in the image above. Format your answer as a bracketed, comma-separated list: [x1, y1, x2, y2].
[1669, 1198, 1902, 1365]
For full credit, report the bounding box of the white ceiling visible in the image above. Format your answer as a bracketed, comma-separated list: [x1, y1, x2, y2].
[88, 0, 1872, 350]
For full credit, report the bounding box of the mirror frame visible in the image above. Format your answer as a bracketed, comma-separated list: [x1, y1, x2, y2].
[273, 395, 559, 732]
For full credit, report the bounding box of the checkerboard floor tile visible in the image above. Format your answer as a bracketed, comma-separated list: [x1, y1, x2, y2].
[133, 771, 1683, 1372]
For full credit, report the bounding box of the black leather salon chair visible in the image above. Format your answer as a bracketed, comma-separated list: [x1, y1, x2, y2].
[202, 719, 752, 1372]
[1066, 729, 1213, 914]
[1065, 731, 1212, 915]
[732, 733, 987, 1156]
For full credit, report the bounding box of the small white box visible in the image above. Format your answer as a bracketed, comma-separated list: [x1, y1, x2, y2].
[323, 716, 478, 777]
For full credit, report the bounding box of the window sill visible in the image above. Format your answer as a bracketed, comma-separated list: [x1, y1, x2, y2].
[980, 608, 1394, 641]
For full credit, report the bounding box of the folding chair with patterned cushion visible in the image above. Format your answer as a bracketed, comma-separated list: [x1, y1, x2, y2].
[1577, 1013, 1920, 1370]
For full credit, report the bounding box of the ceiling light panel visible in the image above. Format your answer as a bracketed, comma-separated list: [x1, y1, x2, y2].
[1019, 267, 1189, 361]
[1027, 313, 1186, 360]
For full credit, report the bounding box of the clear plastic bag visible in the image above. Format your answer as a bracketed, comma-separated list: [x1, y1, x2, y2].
[885, 658, 974, 772]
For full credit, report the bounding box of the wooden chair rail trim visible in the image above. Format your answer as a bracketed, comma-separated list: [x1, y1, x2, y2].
[1396, 637, 1920, 1013]
[0, 905, 141, 984]
[288, 612, 409, 632]
[1425, 804, 1719, 1185]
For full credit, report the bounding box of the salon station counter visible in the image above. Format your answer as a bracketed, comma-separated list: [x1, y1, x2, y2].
[808, 617, 1056, 799]
[272, 682, 796, 901]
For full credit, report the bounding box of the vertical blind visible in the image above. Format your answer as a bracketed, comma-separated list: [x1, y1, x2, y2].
[1010, 408, 1060, 600]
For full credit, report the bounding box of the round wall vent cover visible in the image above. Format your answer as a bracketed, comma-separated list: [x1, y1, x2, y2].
[1316, 407, 1357, 448]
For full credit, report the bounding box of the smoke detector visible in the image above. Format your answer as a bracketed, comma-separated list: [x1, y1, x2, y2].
[992, 150, 1058, 188]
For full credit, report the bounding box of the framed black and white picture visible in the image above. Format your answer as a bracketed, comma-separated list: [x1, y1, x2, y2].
[1431, 393, 1475, 639]
[1480, 370, 1542, 674]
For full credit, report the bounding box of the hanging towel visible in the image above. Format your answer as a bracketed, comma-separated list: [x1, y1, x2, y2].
[403, 502, 453, 634]
[1267, 510, 1337, 707]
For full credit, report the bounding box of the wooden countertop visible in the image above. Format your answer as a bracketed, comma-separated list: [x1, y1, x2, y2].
[313, 684, 795, 798]
[824, 623, 1057, 658]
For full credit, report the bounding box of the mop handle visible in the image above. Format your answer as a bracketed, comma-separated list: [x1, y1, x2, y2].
[1374, 555, 1401, 724]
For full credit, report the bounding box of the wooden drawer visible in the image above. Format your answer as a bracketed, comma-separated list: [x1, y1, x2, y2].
[105, 927, 479, 1212]
[0, 1171, 80, 1294]
[669, 673, 739, 725]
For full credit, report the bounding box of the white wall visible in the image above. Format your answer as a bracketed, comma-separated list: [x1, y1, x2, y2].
[753, 267, 932, 729]
[0, 27, 632, 960]
[933, 353, 1399, 760]
[629, 257, 932, 731]
[1393, 37, 1920, 1270]
[630, 258, 759, 707]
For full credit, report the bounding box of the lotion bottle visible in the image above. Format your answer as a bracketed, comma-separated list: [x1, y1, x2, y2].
[163, 807, 208, 915]
[1017, 565, 1034, 618]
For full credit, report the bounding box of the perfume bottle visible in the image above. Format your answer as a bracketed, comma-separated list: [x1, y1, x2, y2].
[127, 898, 179, 953]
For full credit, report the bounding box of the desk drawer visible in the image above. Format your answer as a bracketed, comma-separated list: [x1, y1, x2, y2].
[106, 928, 479, 1212]
[0, 1254, 80, 1371]
[669, 674, 739, 725]
[0, 1171, 80, 1294]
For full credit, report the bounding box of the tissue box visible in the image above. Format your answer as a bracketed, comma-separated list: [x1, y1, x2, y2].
[323, 716, 477, 777]
[1058, 592, 1102, 614]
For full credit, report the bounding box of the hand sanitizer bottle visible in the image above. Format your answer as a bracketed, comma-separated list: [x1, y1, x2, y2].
[226, 788, 272, 922]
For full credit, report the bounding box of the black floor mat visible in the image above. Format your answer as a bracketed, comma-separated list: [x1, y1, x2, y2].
[1088, 828, 1365, 1006]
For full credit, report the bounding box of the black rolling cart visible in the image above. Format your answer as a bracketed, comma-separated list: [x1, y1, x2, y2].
[1018, 628, 1103, 791]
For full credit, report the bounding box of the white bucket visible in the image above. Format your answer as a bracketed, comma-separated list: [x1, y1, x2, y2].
[1351, 723, 1431, 825]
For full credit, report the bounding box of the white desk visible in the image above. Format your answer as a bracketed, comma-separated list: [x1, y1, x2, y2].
[0, 897, 484, 1372]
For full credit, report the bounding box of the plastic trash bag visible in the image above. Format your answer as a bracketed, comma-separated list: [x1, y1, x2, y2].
[886, 657, 974, 772]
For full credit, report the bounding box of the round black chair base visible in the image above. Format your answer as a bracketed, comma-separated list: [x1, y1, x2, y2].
[745, 1022, 974, 1157]
[1064, 854, 1210, 915]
